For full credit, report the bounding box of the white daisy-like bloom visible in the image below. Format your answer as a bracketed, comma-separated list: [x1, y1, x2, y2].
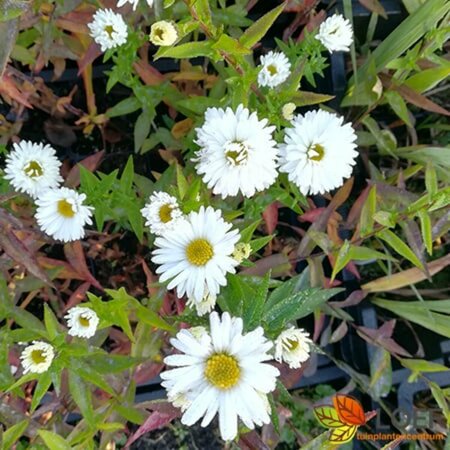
[35, 187, 94, 242]
[279, 110, 358, 195]
[232, 242, 252, 264]
[282, 103, 296, 121]
[161, 312, 280, 441]
[257, 51, 291, 88]
[141, 191, 185, 235]
[187, 289, 217, 316]
[152, 206, 240, 303]
[315, 14, 353, 53]
[88, 9, 128, 53]
[64, 306, 99, 338]
[274, 327, 312, 369]
[3, 141, 63, 199]
[149, 21, 178, 46]
[20, 341, 55, 374]
[117, 0, 153, 10]
[194, 105, 279, 198]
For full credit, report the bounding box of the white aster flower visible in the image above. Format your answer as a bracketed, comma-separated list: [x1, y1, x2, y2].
[282, 103, 296, 121]
[257, 51, 291, 88]
[232, 242, 252, 264]
[161, 312, 280, 441]
[274, 327, 312, 369]
[141, 191, 184, 235]
[117, 0, 153, 10]
[149, 21, 178, 46]
[4, 141, 63, 199]
[88, 9, 128, 52]
[35, 187, 94, 242]
[20, 341, 54, 374]
[279, 109, 358, 195]
[152, 206, 240, 303]
[65, 306, 99, 338]
[194, 105, 279, 198]
[315, 14, 353, 53]
[187, 289, 217, 316]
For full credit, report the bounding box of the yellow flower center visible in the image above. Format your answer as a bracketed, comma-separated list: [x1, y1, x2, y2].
[158, 204, 173, 223]
[185, 239, 214, 266]
[78, 316, 90, 327]
[267, 64, 278, 76]
[57, 199, 75, 218]
[104, 25, 115, 37]
[154, 27, 165, 40]
[31, 349, 46, 364]
[285, 338, 299, 351]
[307, 143, 325, 162]
[204, 353, 241, 390]
[23, 160, 43, 178]
[224, 141, 249, 166]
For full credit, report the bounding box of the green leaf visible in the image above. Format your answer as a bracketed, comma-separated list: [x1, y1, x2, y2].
[373, 298, 450, 339]
[263, 288, 343, 331]
[331, 241, 351, 281]
[37, 430, 72, 450]
[106, 97, 141, 118]
[114, 404, 146, 424]
[417, 210, 432, 256]
[404, 66, 450, 93]
[425, 161, 438, 198]
[400, 359, 449, 373]
[134, 111, 153, 153]
[176, 164, 188, 200]
[31, 371, 53, 412]
[384, 91, 412, 127]
[377, 229, 425, 270]
[0, 0, 28, 22]
[2, 419, 29, 449]
[68, 370, 94, 426]
[155, 41, 216, 60]
[212, 34, 251, 55]
[369, 347, 392, 399]
[135, 304, 175, 332]
[359, 185, 377, 236]
[74, 360, 116, 396]
[44, 305, 59, 341]
[242, 273, 270, 331]
[264, 270, 310, 312]
[217, 274, 255, 319]
[239, 2, 285, 49]
[87, 353, 141, 374]
[290, 91, 335, 107]
[429, 382, 450, 427]
[249, 235, 273, 253]
[344, 0, 450, 101]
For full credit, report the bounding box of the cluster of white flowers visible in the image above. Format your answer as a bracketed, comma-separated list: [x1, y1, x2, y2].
[194, 105, 358, 198]
[88, 6, 177, 52]
[19, 306, 99, 374]
[3, 141, 94, 242]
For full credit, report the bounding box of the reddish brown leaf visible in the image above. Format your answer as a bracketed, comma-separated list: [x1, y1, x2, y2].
[0, 73, 33, 108]
[0, 228, 52, 286]
[64, 282, 91, 312]
[64, 241, 103, 290]
[380, 73, 450, 116]
[133, 59, 165, 86]
[241, 253, 292, 277]
[262, 202, 279, 235]
[332, 395, 366, 426]
[77, 41, 103, 74]
[65, 150, 105, 188]
[125, 407, 180, 448]
[239, 430, 270, 450]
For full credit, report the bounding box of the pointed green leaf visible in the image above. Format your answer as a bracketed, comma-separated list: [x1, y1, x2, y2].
[377, 229, 424, 270]
[239, 3, 285, 49]
[38, 430, 72, 450]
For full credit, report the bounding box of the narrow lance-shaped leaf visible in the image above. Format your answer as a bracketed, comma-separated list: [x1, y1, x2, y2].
[377, 229, 425, 270]
[239, 2, 285, 49]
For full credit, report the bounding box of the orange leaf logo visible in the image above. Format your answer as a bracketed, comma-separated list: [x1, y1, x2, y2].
[332, 394, 366, 426]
